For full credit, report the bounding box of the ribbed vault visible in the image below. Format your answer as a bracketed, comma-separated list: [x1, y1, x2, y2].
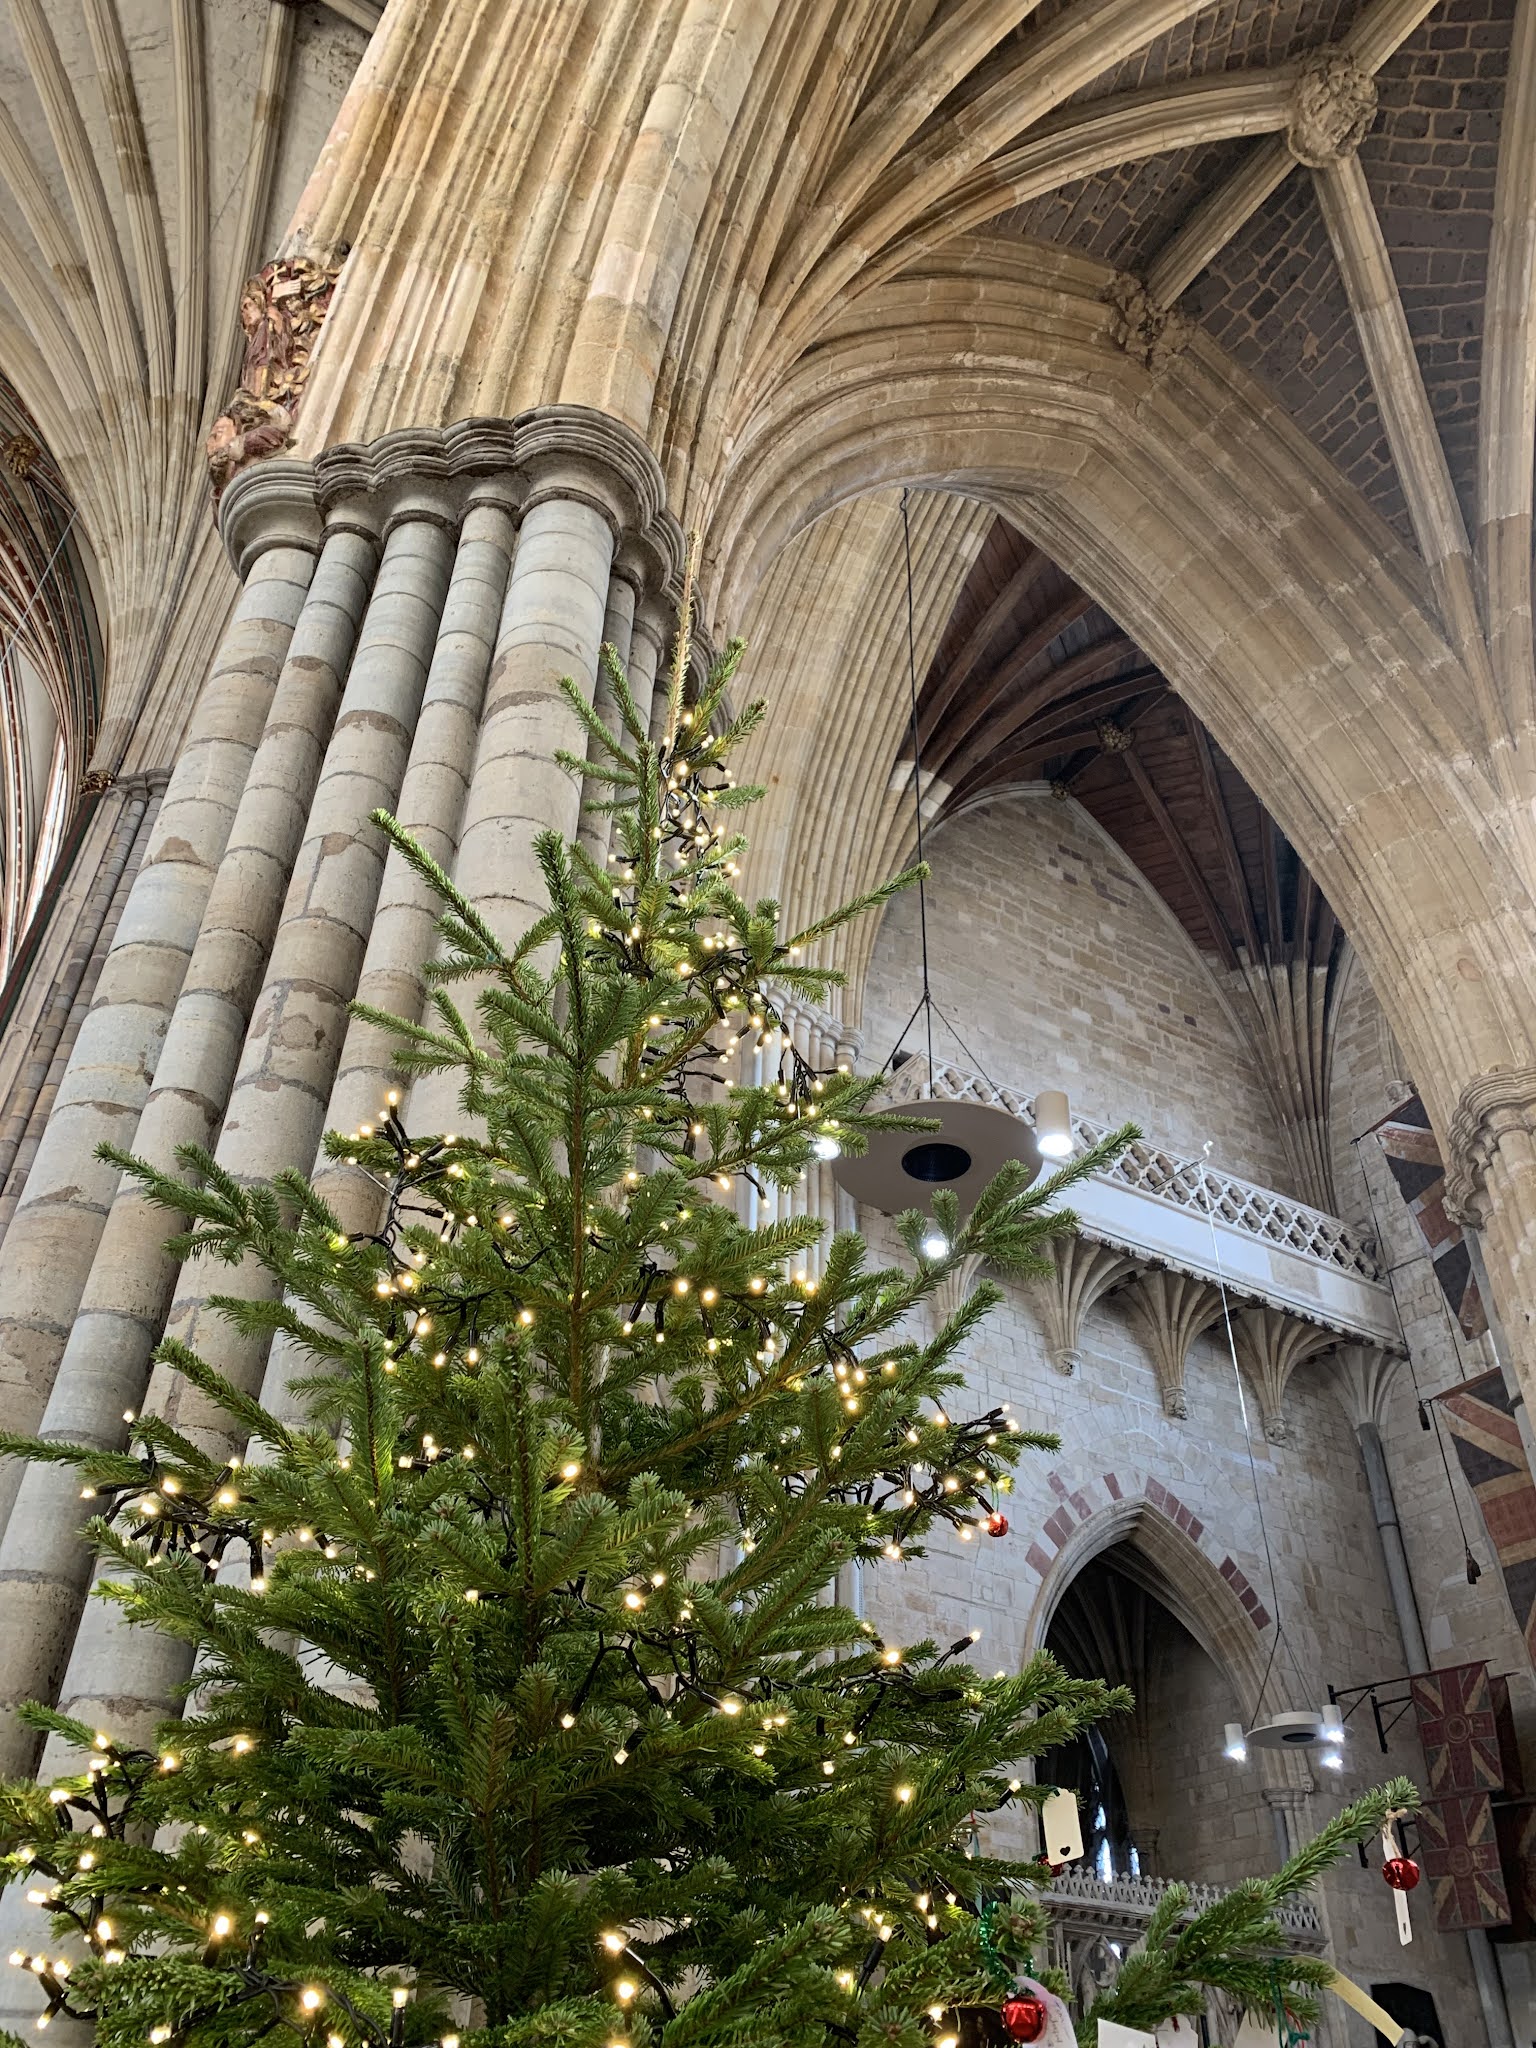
[0, 0, 368, 966]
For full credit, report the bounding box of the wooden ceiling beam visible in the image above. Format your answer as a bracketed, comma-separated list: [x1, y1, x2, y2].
[917, 539, 1049, 747]
[967, 676, 1165, 781]
[936, 632, 1132, 787]
[1189, 721, 1261, 958]
[1122, 746, 1240, 970]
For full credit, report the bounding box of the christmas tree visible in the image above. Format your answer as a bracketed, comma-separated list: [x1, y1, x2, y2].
[0, 597, 1415, 2048]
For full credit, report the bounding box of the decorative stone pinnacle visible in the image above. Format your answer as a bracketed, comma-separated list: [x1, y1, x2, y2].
[1104, 273, 1191, 373]
[1286, 48, 1378, 167]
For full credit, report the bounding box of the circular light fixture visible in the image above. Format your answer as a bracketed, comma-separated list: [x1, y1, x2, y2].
[1225, 1706, 1346, 1766]
[1246, 1710, 1337, 1751]
[831, 1099, 1045, 1222]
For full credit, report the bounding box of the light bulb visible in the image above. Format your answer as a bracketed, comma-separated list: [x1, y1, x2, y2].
[1222, 1722, 1248, 1763]
[920, 1231, 949, 1260]
[1320, 1704, 1345, 1744]
[1033, 1088, 1073, 1159]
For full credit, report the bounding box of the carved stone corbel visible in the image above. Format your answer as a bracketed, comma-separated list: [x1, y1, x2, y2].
[1104, 273, 1191, 373]
[933, 1251, 987, 1324]
[1328, 1340, 1402, 1432]
[1231, 1304, 1337, 1443]
[1030, 1236, 1135, 1377]
[1285, 47, 1377, 166]
[1444, 1064, 1536, 1226]
[1122, 1269, 1224, 1418]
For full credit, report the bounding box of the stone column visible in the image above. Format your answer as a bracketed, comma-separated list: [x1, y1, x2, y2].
[258, 483, 520, 1427]
[320, 483, 520, 1209]
[409, 410, 671, 1130]
[576, 551, 642, 870]
[629, 593, 667, 737]
[0, 470, 321, 1539]
[1448, 1076, 1536, 1412]
[0, 515, 377, 1777]
[0, 787, 162, 1242]
[39, 486, 455, 1759]
[0, 784, 154, 1215]
[1262, 1783, 1309, 1863]
[453, 411, 663, 947]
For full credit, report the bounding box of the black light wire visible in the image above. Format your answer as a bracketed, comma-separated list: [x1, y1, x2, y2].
[901, 486, 935, 1094]
[882, 490, 1007, 1099]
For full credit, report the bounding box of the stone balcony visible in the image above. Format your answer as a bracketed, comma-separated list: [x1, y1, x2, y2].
[880, 1060, 1402, 1437]
[1035, 1870, 1326, 2025]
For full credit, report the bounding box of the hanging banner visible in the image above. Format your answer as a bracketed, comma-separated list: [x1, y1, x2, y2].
[1370, 1096, 1486, 1339]
[1415, 1792, 1510, 1930]
[1437, 1373, 1536, 1668]
[1410, 1661, 1507, 1797]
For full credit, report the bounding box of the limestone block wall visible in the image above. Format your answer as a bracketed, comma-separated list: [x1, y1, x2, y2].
[849, 1198, 1481, 2041]
[1135, 1623, 1250, 1887]
[858, 791, 1298, 1194]
[848, 787, 1490, 2036]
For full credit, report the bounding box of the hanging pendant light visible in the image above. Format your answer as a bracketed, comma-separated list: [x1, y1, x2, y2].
[830, 489, 1066, 1224]
[832, 1098, 1046, 1232]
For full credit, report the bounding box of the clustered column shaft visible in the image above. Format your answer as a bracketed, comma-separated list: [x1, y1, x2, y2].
[0, 412, 682, 1845]
[0, 508, 322, 1537]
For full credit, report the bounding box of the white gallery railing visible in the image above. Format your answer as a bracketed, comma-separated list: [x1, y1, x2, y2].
[881, 1058, 1399, 1348]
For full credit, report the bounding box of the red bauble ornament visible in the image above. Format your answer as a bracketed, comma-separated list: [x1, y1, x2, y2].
[987, 1510, 1009, 1538]
[1001, 1995, 1047, 2044]
[1382, 1856, 1420, 1892]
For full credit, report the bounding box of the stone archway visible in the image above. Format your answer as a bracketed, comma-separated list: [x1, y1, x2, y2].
[697, 243, 1536, 1381]
[1019, 1475, 1313, 1856]
[1022, 1479, 1274, 1711]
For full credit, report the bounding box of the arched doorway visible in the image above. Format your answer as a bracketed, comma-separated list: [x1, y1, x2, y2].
[1042, 1541, 1250, 1887]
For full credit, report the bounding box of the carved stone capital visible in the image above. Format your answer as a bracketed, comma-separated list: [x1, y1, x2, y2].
[516, 403, 673, 558]
[1444, 1064, 1536, 1225]
[1285, 48, 1377, 166]
[217, 412, 685, 599]
[218, 457, 323, 577]
[1104, 274, 1190, 373]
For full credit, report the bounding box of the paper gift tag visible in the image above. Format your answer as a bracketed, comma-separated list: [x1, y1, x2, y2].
[1041, 1786, 1084, 1864]
[1017, 1979, 1077, 2048]
[1098, 2022, 1158, 2048]
[1381, 1821, 1413, 1946]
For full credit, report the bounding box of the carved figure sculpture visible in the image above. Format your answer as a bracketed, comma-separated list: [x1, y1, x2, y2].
[205, 256, 343, 501]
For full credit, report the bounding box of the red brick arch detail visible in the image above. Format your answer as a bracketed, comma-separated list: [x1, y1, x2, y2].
[1023, 1469, 1270, 1631]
